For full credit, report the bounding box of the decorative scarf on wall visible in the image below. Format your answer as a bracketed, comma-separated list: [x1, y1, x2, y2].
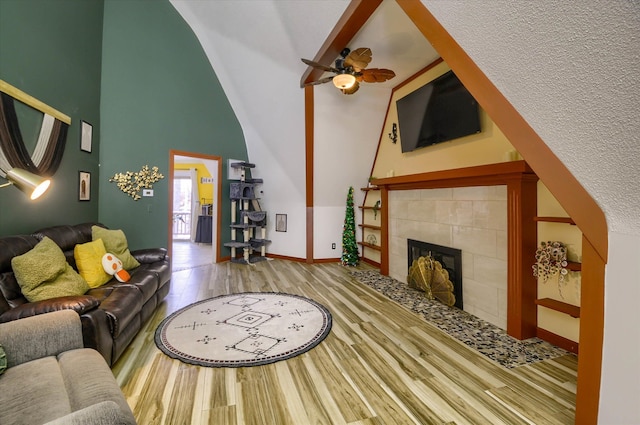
[0, 81, 70, 179]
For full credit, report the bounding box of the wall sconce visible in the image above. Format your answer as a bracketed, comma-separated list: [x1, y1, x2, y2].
[388, 123, 397, 144]
[0, 167, 51, 200]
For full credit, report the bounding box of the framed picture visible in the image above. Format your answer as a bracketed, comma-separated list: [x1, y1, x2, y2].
[275, 214, 287, 232]
[79, 171, 91, 201]
[80, 120, 92, 153]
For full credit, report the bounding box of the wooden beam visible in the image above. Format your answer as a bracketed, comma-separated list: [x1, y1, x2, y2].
[305, 85, 314, 263]
[575, 236, 606, 424]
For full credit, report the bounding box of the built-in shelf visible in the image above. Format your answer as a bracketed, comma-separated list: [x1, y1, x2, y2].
[566, 261, 582, 272]
[535, 298, 581, 318]
[534, 216, 576, 225]
[361, 186, 380, 191]
[358, 224, 381, 230]
[357, 241, 381, 251]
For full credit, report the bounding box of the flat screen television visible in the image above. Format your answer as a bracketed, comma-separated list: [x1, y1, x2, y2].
[397, 70, 481, 153]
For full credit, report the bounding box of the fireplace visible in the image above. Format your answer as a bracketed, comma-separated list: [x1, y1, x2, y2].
[408, 239, 463, 309]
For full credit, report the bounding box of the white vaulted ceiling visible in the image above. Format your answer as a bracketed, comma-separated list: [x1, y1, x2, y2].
[171, 0, 640, 237]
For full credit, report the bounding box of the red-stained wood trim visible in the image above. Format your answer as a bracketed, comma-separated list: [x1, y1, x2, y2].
[300, 0, 383, 88]
[507, 174, 539, 339]
[536, 327, 579, 354]
[305, 85, 314, 263]
[536, 298, 581, 318]
[379, 186, 389, 275]
[361, 256, 381, 268]
[266, 253, 306, 262]
[372, 160, 533, 189]
[534, 216, 576, 225]
[575, 236, 605, 424]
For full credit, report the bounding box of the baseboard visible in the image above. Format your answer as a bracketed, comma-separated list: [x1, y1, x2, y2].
[265, 253, 306, 262]
[361, 257, 380, 268]
[536, 327, 579, 354]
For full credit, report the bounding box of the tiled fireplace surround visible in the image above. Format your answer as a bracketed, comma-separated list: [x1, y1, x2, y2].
[373, 161, 539, 340]
[388, 186, 508, 328]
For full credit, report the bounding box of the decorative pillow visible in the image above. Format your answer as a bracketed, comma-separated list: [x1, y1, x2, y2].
[0, 344, 6, 375]
[91, 226, 140, 270]
[11, 237, 89, 302]
[74, 238, 112, 288]
[102, 253, 131, 283]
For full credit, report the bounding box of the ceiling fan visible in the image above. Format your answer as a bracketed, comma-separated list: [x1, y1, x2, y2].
[302, 47, 395, 95]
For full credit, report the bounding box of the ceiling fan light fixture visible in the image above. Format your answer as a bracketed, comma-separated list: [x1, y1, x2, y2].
[333, 73, 356, 90]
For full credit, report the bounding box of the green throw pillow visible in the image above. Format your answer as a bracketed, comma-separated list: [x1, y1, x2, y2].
[11, 237, 89, 302]
[0, 344, 6, 375]
[91, 226, 140, 270]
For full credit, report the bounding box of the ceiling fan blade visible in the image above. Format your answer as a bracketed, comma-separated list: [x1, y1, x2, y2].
[344, 47, 372, 72]
[359, 68, 396, 83]
[340, 81, 360, 95]
[301, 58, 338, 73]
[303, 76, 335, 86]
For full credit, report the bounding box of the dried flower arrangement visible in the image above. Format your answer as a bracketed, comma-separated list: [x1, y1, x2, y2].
[532, 240, 568, 284]
[109, 165, 164, 201]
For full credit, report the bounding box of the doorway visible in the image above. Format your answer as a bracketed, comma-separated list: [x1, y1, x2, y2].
[168, 150, 222, 270]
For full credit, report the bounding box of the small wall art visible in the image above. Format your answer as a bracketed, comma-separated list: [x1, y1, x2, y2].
[80, 120, 92, 153]
[79, 171, 91, 201]
[275, 214, 287, 232]
[109, 165, 164, 201]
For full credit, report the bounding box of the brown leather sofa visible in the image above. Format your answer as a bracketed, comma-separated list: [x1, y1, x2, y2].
[0, 222, 171, 366]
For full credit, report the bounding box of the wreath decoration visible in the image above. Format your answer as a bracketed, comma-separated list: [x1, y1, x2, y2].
[532, 241, 568, 284]
[109, 165, 164, 201]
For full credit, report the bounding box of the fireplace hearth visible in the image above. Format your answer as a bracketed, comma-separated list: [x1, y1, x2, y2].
[408, 239, 463, 309]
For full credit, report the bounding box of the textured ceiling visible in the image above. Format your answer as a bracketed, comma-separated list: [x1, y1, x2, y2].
[424, 0, 640, 235]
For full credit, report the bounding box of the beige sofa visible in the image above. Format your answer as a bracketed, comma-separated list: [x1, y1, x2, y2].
[0, 310, 136, 425]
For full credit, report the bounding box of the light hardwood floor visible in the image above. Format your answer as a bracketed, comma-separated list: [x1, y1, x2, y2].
[113, 259, 577, 425]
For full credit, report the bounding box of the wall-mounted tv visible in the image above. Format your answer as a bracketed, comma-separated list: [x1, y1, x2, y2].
[397, 70, 481, 153]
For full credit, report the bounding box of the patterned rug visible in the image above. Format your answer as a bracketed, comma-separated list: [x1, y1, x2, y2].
[155, 292, 332, 367]
[351, 270, 570, 368]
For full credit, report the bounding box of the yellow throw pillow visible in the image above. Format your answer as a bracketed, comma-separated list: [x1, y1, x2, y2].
[11, 237, 89, 302]
[91, 226, 140, 270]
[74, 238, 111, 288]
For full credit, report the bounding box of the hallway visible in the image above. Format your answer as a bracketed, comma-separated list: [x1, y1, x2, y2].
[171, 241, 213, 271]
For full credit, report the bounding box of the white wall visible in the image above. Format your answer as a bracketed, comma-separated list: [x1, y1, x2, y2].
[421, 1, 640, 422]
[313, 86, 390, 259]
[600, 232, 640, 423]
[170, 0, 350, 259]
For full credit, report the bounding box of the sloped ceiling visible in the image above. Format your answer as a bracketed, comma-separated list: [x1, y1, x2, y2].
[171, 0, 639, 237]
[423, 0, 640, 235]
[170, 0, 351, 204]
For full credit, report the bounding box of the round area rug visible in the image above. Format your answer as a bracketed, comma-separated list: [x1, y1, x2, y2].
[155, 292, 332, 367]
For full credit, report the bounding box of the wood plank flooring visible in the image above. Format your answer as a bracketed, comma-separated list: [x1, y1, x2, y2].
[112, 258, 577, 424]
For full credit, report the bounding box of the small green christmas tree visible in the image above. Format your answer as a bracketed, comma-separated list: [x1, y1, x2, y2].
[341, 186, 359, 266]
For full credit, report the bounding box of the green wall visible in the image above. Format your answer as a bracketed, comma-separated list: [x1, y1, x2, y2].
[100, 0, 247, 250]
[0, 0, 104, 236]
[0, 0, 247, 253]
